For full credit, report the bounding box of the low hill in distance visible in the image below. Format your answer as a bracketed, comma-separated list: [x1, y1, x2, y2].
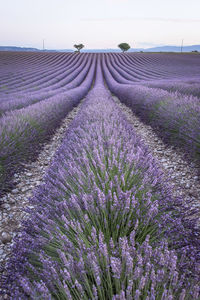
[140, 45, 200, 52]
[0, 46, 40, 52]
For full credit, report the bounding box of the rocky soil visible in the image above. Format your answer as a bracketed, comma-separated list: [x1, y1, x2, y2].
[0, 103, 81, 297]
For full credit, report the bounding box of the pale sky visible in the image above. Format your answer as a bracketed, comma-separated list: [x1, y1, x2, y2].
[1, 0, 200, 49]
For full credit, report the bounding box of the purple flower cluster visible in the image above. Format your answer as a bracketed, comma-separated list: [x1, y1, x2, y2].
[4, 60, 200, 298]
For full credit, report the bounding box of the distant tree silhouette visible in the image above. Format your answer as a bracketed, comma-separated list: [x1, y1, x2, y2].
[74, 44, 84, 53]
[118, 43, 131, 53]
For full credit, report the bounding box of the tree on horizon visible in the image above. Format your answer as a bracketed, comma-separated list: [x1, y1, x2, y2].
[74, 44, 84, 53]
[118, 43, 131, 53]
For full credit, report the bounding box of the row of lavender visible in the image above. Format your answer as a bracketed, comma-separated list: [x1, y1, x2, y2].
[4, 61, 200, 298]
[0, 55, 96, 195]
[103, 54, 200, 160]
[146, 80, 200, 98]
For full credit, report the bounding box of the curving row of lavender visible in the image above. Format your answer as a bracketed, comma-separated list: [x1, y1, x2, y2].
[4, 62, 200, 298]
[102, 53, 200, 160]
[0, 53, 96, 194]
[146, 79, 200, 98]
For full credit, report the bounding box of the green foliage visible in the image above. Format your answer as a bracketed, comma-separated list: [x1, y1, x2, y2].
[118, 43, 131, 52]
[74, 44, 85, 52]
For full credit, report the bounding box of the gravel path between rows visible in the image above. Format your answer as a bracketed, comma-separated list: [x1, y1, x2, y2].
[0, 102, 82, 297]
[113, 95, 200, 225]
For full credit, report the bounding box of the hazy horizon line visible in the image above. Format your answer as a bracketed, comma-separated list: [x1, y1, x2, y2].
[1, 43, 200, 50]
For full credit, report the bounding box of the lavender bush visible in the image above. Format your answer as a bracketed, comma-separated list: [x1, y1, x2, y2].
[146, 80, 200, 98]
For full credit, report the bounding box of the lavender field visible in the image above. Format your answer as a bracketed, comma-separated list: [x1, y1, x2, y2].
[0, 51, 200, 299]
